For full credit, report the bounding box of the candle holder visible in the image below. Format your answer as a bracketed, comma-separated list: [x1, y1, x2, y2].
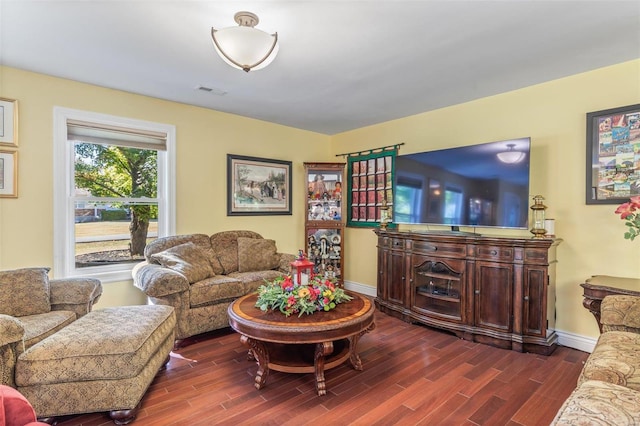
[530, 195, 547, 239]
[380, 198, 391, 230]
[290, 254, 314, 285]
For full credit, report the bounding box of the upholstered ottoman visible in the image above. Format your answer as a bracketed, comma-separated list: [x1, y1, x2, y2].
[14, 305, 175, 424]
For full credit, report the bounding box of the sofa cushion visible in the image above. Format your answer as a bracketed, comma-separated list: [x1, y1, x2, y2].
[15, 305, 175, 387]
[151, 242, 214, 283]
[237, 237, 280, 273]
[17, 311, 77, 353]
[229, 270, 284, 294]
[210, 230, 262, 274]
[0, 268, 51, 317]
[189, 276, 245, 308]
[601, 295, 640, 333]
[144, 233, 212, 261]
[578, 330, 640, 392]
[551, 380, 640, 425]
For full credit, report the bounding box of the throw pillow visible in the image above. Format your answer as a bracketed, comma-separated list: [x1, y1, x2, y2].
[210, 231, 262, 274]
[237, 237, 280, 273]
[150, 242, 214, 283]
[0, 267, 51, 317]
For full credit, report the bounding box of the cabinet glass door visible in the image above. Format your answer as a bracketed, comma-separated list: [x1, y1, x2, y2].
[307, 228, 342, 280]
[307, 170, 343, 221]
[412, 258, 463, 320]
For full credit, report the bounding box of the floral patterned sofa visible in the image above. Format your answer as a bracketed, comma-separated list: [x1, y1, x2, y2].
[552, 294, 640, 424]
[133, 230, 295, 347]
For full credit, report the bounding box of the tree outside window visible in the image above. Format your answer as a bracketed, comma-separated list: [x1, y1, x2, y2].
[74, 142, 158, 266]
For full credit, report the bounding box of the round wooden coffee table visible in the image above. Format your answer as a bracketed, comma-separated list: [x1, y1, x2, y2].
[228, 291, 375, 396]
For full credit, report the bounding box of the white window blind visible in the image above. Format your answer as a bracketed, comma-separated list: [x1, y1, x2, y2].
[67, 119, 167, 151]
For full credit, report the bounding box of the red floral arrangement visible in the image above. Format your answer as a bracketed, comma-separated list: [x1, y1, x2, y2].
[615, 195, 640, 241]
[255, 274, 352, 317]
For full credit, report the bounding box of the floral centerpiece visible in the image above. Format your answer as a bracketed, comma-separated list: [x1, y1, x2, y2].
[255, 274, 353, 317]
[615, 195, 640, 241]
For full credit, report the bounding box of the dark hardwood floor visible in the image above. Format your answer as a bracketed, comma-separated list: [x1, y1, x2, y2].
[57, 311, 588, 426]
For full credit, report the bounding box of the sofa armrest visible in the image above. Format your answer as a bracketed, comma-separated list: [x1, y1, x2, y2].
[133, 262, 190, 298]
[0, 315, 24, 387]
[50, 278, 103, 318]
[0, 315, 24, 347]
[277, 253, 296, 274]
[601, 295, 640, 334]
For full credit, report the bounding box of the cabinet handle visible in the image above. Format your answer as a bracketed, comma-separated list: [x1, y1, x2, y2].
[475, 290, 480, 295]
[394, 241, 401, 246]
[490, 250, 498, 255]
[524, 296, 529, 301]
[402, 276, 405, 281]
[424, 245, 438, 251]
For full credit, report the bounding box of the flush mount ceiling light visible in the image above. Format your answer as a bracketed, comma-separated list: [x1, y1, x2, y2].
[497, 143, 526, 164]
[211, 11, 279, 73]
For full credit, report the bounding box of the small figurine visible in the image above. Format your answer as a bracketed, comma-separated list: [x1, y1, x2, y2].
[297, 249, 306, 260]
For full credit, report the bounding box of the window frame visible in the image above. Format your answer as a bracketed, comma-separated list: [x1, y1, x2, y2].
[53, 107, 176, 282]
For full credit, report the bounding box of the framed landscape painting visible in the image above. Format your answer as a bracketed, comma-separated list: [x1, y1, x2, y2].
[586, 103, 640, 204]
[227, 154, 292, 216]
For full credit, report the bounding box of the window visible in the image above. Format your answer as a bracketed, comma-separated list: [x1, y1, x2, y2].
[53, 107, 175, 282]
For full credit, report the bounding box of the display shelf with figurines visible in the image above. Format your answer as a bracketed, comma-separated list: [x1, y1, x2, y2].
[304, 162, 346, 283]
[306, 228, 342, 281]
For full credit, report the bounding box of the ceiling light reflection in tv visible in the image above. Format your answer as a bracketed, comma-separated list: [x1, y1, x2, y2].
[393, 138, 531, 229]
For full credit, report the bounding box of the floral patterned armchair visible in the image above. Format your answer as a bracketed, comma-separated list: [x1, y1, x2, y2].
[0, 267, 102, 387]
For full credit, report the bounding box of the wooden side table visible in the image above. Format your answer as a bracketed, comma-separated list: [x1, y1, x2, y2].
[228, 292, 375, 396]
[580, 275, 640, 332]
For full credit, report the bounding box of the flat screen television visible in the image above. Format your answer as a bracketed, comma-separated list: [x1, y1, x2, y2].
[393, 137, 531, 230]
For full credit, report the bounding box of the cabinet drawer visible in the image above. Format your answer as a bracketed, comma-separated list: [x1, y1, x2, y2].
[388, 238, 405, 249]
[476, 245, 514, 262]
[412, 241, 465, 257]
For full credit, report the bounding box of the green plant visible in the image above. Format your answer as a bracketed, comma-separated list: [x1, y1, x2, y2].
[615, 195, 640, 241]
[255, 274, 352, 317]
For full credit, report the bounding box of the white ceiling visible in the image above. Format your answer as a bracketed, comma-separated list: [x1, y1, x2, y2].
[1, 1, 639, 135]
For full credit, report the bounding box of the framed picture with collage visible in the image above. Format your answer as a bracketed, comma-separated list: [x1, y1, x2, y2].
[347, 150, 395, 227]
[586, 104, 640, 204]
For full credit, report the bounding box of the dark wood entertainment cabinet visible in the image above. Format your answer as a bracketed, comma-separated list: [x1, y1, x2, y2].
[374, 230, 561, 355]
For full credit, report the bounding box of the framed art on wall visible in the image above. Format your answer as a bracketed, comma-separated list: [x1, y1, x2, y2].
[586, 103, 640, 204]
[0, 98, 18, 147]
[346, 149, 396, 227]
[227, 154, 292, 215]
[0, 150, 18, 198]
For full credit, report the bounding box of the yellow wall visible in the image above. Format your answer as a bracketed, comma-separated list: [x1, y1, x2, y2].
[1, 61, 639, 339]
[331, 59, 640, 339]
[0, 66, 331, 307]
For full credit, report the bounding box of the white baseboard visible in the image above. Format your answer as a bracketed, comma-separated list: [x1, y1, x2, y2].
[343, 280, 376, 298]
[343, 280, 597, 353]
[555, 329, 597, 353]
